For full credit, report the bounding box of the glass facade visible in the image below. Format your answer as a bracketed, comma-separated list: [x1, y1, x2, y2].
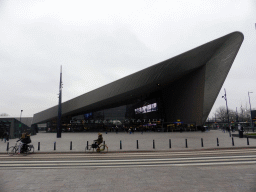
[46, 94, 166, 132]
[69, 97, 164, 132]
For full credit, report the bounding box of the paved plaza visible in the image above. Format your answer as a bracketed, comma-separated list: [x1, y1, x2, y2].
[1, 130, 256, 153]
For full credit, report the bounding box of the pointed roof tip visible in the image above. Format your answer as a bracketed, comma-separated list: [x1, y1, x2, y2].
[230, 31, 244, 41]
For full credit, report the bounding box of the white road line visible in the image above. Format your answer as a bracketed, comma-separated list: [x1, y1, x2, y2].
[1, 154, 256, 164]
[1, 161, 256, 169]
[1, 149, 256, 159]
[1, 156, 256, 167]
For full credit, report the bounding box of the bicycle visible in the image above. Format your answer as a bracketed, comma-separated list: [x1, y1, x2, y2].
[85, 141, 108, 153]
[8, 141, 19, 155]
[8, 140, 34, 155]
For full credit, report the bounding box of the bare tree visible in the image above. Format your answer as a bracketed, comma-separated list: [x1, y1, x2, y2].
[214, 106, 237, 122]
[239, 105, 251, 122]
[214, 104, 255, 123]
[215, 106, 228, 122]
[229, 110, 237, 122]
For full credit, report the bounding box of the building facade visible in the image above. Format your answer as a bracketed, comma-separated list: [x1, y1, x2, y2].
[0, 117, 36, 139]
[32, 31, 244, 132]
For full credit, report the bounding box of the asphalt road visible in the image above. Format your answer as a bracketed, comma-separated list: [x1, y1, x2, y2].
[1, 149, 256, 191]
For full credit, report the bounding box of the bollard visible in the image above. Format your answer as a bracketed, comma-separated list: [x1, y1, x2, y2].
[217, 138, 219, 146]
[153, 140, 155, 149]
[103, 141, 105, 150]
[201, 138, 204, 147]
[70, 141, 72, 150]
[54, 142, 56, 150]
[6, 142, 9, 151]
[137, 140, 139, 149]
[247, 137, 250, 145]
[87, 141, 88, 150]
[232, 137, 234, 146]
[120, 140, 122, 149]
[38, 142, 40, 151]
[169, 139, 171, 148]
[185, 139, 188, 148]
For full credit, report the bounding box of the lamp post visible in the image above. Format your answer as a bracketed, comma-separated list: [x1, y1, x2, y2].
[248, 92, 253, 132]
[236, 107, 238, 122]
[57, 66, 63, 138]
[20, 110, 23, 137]
[222, 89, 230, 132]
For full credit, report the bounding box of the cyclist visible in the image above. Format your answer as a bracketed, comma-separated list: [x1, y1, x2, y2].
[93, 133, 104, 152]
[18, 132, 31, 154]
[94, 133, 103, 146]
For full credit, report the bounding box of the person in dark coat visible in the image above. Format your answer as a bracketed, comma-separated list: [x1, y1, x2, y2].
[18, 132, 31, 154]
[94, 133, 103, 145]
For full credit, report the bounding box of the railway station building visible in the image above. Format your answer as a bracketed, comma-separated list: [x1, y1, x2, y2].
[32, 31, 244, 132]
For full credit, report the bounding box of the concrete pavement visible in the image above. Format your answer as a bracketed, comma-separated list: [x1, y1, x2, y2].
[1, 130, 256, 153]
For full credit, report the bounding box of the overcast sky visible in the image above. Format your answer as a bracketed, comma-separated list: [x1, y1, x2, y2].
[0, 0, 256, 119]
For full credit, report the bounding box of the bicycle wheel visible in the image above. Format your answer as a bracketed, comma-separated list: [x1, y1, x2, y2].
[8, 146, 16, 155]
[28, 145, 34, 153]
[99, 144, 108, 152]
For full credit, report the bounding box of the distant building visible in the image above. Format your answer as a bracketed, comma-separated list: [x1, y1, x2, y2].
[0, 117, 36, 139]
[32, 31, 244, 132]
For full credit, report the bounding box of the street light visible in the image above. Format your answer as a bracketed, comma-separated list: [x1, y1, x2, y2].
[20, 110, 23, 137]
[222, 89, 230, 132]
[236, 107, 238, 122]
[248, 91, 253, 132]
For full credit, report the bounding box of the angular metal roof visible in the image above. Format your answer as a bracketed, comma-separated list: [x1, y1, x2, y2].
[32, 31, 244, 125]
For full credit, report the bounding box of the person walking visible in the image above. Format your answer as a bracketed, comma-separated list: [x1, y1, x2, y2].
[3, 132, 6, 143]
[115, 126, 118, 134]
[5, 132, 9, 142]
